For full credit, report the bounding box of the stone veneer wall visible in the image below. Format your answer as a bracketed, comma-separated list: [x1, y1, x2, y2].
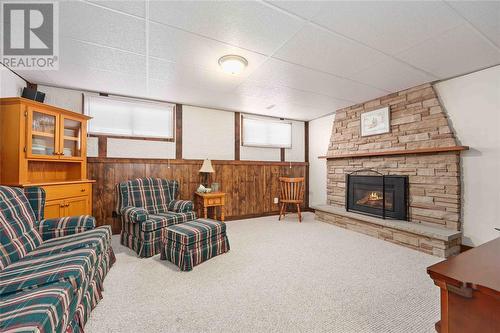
[326, 83, 461, 231]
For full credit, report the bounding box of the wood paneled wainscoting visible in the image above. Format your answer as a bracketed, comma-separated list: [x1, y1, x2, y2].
[87, 158, 308, 234]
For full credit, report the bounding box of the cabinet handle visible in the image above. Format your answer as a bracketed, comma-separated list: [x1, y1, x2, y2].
[66, 203, 70, 207]
[60, 204, 65, 207]
[80, 189, 85, 192]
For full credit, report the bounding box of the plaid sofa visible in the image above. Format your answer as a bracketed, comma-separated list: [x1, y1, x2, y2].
[0, 186, 115, 333]
[116, 177, 196, 257]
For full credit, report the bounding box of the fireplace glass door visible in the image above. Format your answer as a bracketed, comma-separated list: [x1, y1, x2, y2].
[346, 174, 408, 220]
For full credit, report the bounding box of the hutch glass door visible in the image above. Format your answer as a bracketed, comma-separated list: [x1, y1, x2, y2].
[29, 109, 59, 158]
[60, 116, 83, 160]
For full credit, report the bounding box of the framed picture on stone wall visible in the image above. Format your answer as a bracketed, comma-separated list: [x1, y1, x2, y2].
[360, 106, 390, 137]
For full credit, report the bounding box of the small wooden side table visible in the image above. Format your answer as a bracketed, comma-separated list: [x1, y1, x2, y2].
[194, 192, 226, 222]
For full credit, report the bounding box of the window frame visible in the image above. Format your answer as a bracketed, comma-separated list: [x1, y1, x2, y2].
[84, 94, 175, 142]
[241, 115, 293, 149]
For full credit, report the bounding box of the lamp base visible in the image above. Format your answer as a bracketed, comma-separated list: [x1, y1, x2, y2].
[201, 172, 210, 188]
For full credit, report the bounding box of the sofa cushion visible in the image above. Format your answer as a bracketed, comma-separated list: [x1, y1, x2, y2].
[0, 247, 98, 296]
[141, 211, 197, 232]
[0, 186, 42, 270]
[37, 215, 96, 241]
[165, 218, 226, 246]
[27, 226, 112, 260]
[116, 178, 179, 214]
[0, 281, 75, 333]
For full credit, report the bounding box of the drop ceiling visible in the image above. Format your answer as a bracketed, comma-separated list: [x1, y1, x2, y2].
[13, 0, 500, 121]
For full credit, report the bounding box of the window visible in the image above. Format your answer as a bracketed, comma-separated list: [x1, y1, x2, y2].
[84, 95, 174, 139]
[241, 116, 292, 148]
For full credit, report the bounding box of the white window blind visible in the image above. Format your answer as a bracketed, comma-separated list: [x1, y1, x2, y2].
[242, 116, 292, 148]
[84, 95, 174, 139]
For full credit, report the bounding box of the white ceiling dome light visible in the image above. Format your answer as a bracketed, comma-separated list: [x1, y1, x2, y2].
[218, 55, 248, 75]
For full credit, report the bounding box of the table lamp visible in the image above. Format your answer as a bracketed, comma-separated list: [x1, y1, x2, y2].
[199, 159, 215, 187]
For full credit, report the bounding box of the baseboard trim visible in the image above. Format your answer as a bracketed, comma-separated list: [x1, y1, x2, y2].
[226, 207, 313, 222]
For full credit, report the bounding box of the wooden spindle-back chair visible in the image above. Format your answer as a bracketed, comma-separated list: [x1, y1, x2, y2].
[279, 177, 305, 222]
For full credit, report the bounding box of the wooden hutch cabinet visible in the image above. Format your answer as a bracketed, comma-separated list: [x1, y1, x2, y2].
[0, 97, 94, 218]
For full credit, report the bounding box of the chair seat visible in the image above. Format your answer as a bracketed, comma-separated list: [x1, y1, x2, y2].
[0, 281, 76, 333]
[164, 218, 226, 245]
[280, 199, 303, 203]
[141, 211, 197, 232]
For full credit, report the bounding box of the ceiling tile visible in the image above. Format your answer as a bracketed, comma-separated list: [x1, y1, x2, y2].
[60, 1, 146, 53]
[265, 1, 325, 20]
[39, 63, 147, 98]
[148, 78, 284, 118]
[446, 1, 500, 48]
[14, 70, 49, 85]
[235, 81, 350, 111]
[248, 58, 387, 103]
[149, 22, 267, 77]
[312, 1, 463, 55]
[60, 38, 146, 77]
[274, 24, 389, 77]
[88, 0, 146, 17]
[148, 1, 304, 55]
[396, 24, 500, 79]
[350, 58, 437, 92]
[148, 57, 242, 93]
[271, 103, 331, 121]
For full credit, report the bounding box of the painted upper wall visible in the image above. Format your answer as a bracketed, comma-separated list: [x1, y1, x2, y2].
[435, 65, 500, 247]
[41, 85, 84, 113]
[1, 65, 25, 97]
[182, 105, 234, 160]
[308, 114, 335, 206]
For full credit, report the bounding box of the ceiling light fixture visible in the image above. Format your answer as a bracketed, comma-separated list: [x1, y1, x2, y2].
[218, 55, 248, 75]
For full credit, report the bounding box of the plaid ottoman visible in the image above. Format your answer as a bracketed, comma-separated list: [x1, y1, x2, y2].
[160, 218, 230, 271]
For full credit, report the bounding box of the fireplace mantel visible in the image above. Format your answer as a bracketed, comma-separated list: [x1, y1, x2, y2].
[318, 145, 469, 160]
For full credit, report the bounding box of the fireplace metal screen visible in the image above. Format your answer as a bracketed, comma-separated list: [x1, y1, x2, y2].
[346, 170, 409, 220]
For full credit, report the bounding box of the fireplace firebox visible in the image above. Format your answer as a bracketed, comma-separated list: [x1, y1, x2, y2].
[346, 170, 409, 220]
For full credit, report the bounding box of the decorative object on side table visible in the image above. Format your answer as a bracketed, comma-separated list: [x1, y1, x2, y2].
[196, 184, 211, 193]
[360, 106, 390, 137]
[195, 192, 226, 222]
[199, 158, 215, 187]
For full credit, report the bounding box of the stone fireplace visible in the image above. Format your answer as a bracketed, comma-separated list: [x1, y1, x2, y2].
[346, 171, 409, 221]
[314, 83, 465, 257]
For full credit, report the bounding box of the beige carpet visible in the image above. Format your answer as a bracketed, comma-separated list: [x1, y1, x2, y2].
[86, 212, 441, 333]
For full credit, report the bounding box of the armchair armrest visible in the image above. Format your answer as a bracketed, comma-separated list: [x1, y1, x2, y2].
[168, 200, 194, 213]
[121, 206, 149, 223]
[38, 215, 96, 241]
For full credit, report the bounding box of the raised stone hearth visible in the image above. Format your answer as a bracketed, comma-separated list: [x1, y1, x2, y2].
[313, 205, 461, 257]
[318, 83, 465, 257]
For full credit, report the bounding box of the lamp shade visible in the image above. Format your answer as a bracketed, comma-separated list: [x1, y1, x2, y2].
[199, 159, 215, 173]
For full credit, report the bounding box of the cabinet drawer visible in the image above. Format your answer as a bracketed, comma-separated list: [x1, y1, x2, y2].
[207, 198, 221, 206]
[43, 183, 91, 201]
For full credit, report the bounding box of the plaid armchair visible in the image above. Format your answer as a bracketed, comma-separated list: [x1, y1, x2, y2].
[0, 186, 115, 332]
[116, 177, 196, 257]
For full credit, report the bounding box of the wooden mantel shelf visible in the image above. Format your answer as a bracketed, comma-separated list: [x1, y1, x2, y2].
[318, 146, 469, 159]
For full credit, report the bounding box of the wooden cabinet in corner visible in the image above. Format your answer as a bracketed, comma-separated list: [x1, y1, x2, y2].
[1, 97, 95, 219]
[23, 180, 94, 219]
